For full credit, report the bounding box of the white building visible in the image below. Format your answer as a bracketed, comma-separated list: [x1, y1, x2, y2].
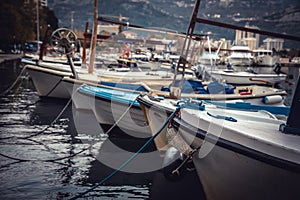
[263, 38, 284, 51]
[235, 25, 260, 50]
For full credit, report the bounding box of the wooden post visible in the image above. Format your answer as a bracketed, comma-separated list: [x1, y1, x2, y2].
[82, 22, 89, 66]
[39, 24, 51, 61]
[88, 0, 98, 74]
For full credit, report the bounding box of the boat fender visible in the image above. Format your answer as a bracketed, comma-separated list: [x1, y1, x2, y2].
[162, 147, 186, 181]
[262, 95, 283, 104]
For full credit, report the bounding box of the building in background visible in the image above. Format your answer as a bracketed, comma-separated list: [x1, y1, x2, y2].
[263, 38, 284, 51]
[235, 25, 260, 50]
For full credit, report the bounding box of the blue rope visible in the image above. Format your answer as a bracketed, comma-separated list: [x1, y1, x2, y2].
[68, 106, 182, 200]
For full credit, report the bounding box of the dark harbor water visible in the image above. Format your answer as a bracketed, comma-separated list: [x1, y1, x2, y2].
[0, 59, 205, 199]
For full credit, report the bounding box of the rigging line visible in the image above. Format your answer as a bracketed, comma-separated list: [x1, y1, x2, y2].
[98, 17, 183, 36]
[196, 17, 300, 41]
[0, 65, 28, 96]
[68, 104, 182, 200]
[0, 138, 56, 150]
[23, 137, 58, 153]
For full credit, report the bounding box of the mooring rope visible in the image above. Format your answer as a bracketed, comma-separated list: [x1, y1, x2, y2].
[0, 84, 137, 160]
[68, 105, 182, 200]
[0, 146, 93, 164]
[0, 65, 28, 96]
[0, 84, 87, 141]
[0, 97, 72, 141]
[0, 85, 97, 164]
[44, 77, 64, 97]
[103, 99, 137, 135]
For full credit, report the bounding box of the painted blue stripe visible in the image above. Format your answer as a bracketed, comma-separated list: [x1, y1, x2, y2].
[80, 85, 140, 107]
[206, 101, 290, 116]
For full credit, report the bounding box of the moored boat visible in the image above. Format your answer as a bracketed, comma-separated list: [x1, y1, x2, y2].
[136, 83, 288, 151]
[167, 96, 300, 200]
[252, 49, 279, 67]
[25, 64, 72, 99]
[76, 84, 152, 138]
[210, 69, 287, 85]
[226, 45, 253, 66]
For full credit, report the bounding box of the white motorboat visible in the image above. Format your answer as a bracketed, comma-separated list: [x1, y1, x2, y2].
[226, 45, 253, 66]
[252, 49, 279, 67]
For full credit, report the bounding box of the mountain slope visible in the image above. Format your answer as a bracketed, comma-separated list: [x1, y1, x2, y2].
[47, 0, 300, 48]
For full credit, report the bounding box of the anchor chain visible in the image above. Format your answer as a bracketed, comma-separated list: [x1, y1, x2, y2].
[171, 147, 198, 176]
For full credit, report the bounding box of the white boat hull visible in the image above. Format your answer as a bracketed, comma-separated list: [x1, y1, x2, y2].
[138, 96, 178, 151]
[170, 107, 300, 200]
[211, 70, 286, 85]
[252, 49, 279, 67]
[254, 55, 278, 66]
[227, 57, 252, 66]
[137, 90, 287, 151]
[62, 78, 95, 110]
[79, 89, 152, 138]
[191, 141, 300, 200]
[25, 65, 71, 99]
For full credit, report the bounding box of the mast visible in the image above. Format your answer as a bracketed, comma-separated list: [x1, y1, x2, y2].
[39, 24, 51, 61]
[280, 76, 300, 135]
[36, 0, 40, 42]
[88, 0, 98, 74]
[170, 0, 202, 99]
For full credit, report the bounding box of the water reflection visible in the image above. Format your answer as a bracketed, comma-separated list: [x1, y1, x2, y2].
[0, 60, 204, 199]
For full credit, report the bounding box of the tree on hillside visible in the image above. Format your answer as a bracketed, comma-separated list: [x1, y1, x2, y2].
[0, 0, 59, 52]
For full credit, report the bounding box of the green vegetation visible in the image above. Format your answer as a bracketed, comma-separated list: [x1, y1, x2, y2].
[0, 0, 59, 52]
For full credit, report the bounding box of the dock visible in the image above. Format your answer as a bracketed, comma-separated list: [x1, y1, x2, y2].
[0, 54, 22, 64]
